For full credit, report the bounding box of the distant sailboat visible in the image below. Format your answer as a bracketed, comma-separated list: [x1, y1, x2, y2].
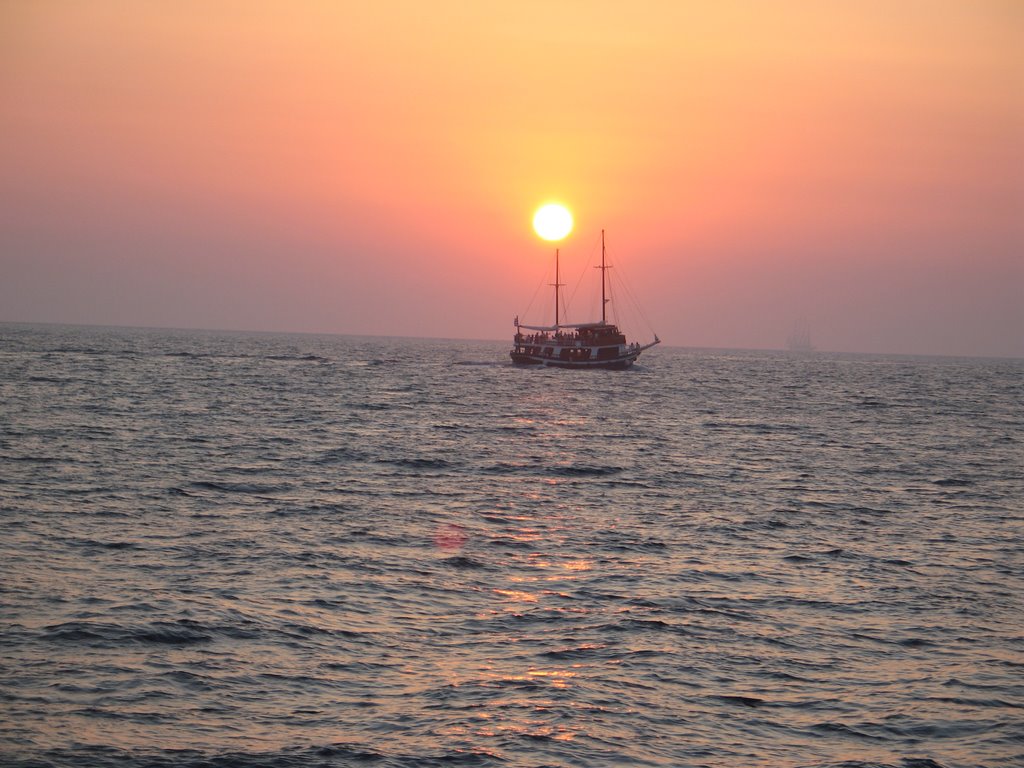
[787, 318, 814, 353]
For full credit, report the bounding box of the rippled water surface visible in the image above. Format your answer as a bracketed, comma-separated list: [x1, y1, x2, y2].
[1, 323, 1022, 768]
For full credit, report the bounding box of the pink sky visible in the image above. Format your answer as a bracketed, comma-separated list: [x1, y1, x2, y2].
[2, 1, 1021, 356]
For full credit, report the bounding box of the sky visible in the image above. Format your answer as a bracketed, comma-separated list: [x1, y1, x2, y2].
[2, 1, 1022, 356]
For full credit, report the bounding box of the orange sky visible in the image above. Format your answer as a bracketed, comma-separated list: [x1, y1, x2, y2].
[2, 1, 1021, 355]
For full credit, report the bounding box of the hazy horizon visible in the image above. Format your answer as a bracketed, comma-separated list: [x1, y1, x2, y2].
[5, 317, 1023, 362]
[3, 2, 1021, 358]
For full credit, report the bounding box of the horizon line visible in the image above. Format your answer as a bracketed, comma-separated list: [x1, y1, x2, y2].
[2, 319, 1021, 362]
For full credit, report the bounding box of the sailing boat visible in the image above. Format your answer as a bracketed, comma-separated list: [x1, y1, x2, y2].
[510, 230, 660, 369]
[787, 318, 815, 353]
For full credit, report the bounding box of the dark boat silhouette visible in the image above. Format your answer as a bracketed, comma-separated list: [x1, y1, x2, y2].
[511, 230, 659, 369]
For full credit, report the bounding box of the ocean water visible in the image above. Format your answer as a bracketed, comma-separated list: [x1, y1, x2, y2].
[1, 323, 1021, 768]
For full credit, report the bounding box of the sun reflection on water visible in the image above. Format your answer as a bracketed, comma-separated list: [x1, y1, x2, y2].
[492, 588, 538, 603]
[527, 667, 578, 690]
[561, 559, 592, 572]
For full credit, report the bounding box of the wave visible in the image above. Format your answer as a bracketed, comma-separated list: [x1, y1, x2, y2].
[380, 457, 457, 470]
[441, 555, 488, 569]
[188, 480, 290, 495]
[161, 351, 330, 363]
[4, 743, 502, 768]
[43, 620, 212, 646]
[550, 464, 623, 477]
[480, 462, 623, 477]
[265, 354, 330, 362]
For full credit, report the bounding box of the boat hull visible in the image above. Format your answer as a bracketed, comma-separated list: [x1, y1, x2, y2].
[510, 351, 640, 370]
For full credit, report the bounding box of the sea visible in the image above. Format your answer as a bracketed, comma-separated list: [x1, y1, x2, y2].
[1, 323, 1021, 768]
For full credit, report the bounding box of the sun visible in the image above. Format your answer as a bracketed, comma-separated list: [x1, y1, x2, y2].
[533, 203, 574, 241]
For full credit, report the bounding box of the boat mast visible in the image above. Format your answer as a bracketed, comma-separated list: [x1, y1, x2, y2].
[600, 230, 608, 324]
[550, 248, 564, 328]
